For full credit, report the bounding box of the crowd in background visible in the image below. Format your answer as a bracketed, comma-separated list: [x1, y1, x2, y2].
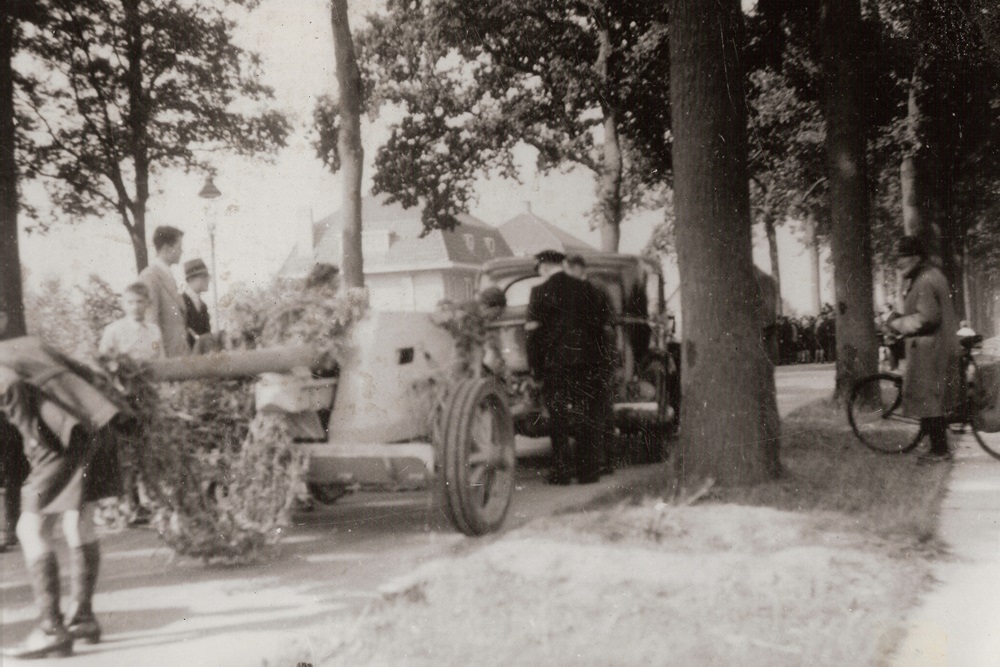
[775, 304, 837, 365]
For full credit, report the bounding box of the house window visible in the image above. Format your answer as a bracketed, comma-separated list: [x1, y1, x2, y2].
[464, 277, 474, 298]
[463, 233, 475, 252]
[484, 237, 496, 255]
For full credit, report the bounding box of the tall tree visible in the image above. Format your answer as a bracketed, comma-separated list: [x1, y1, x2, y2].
[328, 0, 364, 288]
[746, 68, 826, 315]
[822, 0, 878, 400]
[0, 0, 48, 337]
[343, 0, 671, 248]
[669, 0, 781, 486]
[19, 0, 289, 271]
[886, 0, 1000, 315]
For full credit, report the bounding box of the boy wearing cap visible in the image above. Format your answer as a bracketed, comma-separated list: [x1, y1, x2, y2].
[885, 235, 961, 463]
[182, 258, 212, 350]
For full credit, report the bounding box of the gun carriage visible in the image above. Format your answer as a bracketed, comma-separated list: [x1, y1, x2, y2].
[146, 310, 516, 536]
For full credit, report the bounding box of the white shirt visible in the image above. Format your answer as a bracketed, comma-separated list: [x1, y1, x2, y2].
[99, 317, 164, 361]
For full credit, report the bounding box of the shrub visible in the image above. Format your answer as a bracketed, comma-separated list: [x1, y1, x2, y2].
[100, 281, 366, 563]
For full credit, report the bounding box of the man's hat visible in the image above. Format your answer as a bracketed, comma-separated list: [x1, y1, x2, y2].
[534, 249, 566, 266]
[896, 235, 926, 258]
[184, 258, 210, 281]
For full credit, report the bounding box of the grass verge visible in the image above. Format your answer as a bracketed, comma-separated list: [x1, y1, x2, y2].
[295, 399, 951, 667]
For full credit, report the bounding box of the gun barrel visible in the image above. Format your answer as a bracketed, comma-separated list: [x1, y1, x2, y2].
[145, 345, 321, 382]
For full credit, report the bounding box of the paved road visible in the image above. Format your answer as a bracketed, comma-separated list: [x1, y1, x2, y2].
[889, 429, 1000, 667]
[0, 364, 837, 666]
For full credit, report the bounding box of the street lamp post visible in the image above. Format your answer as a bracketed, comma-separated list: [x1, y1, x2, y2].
[198, 174, 222, 320]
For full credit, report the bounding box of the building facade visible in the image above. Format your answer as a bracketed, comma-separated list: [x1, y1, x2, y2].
[279, 195, 513, 311]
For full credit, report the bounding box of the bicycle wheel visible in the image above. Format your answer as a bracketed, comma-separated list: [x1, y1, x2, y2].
[848, 373, 923, 454]
[964, 357, 1000, 460]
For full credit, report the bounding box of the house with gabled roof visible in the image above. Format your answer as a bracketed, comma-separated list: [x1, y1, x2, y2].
[498, 203, 597, 257]
[278, 195, 512, 311]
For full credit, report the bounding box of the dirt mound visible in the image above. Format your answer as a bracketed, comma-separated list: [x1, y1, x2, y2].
[322, 504, 924, 667]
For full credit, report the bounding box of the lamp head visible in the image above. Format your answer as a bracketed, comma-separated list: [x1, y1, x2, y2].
[198, 174, 222, 200]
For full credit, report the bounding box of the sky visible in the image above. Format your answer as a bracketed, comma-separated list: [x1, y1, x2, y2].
[17, 0, 830, 315]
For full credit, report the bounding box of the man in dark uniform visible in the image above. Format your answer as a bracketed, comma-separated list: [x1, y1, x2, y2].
[526, 250, 606, 484]
[564, 254, 617, 475]
[0, 297, 29, 552]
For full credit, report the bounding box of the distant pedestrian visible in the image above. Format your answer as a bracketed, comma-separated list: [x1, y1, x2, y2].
[0, 297, 29, 553]
[885, 235, 961, 463]
[137, 226, 188, 357]
[0, 339, 125, 658]
[182, 259, 214, 353]
[98, 283, 164, 361]
[527, 250, 606, 484]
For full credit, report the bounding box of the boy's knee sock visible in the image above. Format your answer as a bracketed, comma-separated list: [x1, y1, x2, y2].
[27, 551, 64, 629]
[69, 542, 100, 620]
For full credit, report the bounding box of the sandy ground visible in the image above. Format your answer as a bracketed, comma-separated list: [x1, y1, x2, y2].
[312, 502, 925, 667]
[0, 366, 856, 667]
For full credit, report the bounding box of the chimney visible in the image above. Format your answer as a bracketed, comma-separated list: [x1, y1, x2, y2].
[524, 200, 533, 214]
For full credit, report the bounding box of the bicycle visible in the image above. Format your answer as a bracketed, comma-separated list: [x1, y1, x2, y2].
[847, 331, 1000, 460]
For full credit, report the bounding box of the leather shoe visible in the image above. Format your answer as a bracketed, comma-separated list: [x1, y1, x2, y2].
[546, 472, 572, 485]
[67, 615, 101, 644]
[917, 451, 953, 465]
[3, 624, 73, 659]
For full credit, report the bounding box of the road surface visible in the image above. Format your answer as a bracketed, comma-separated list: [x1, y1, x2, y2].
[0, 364, 835, 666]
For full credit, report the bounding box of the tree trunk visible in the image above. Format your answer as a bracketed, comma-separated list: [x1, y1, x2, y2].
[901, 65, 942, 264]
[806, 214, 822, 313]
[669, 0, 781, 487]
[596, 24, 623, 253]
[0, 3, 25, 337]
[763, 208, 782, 316]
[128, 209, 147, 271]
[940, 224, 965, 320]
[124, 0, 149, 272]
[822, 0, 879, 402]
[331, 0, 364, 289]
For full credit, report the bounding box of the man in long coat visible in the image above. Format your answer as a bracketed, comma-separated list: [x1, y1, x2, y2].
[138, 226, 188, 357]
[887, 235, 961, 462]
[526, 250, 607, 484]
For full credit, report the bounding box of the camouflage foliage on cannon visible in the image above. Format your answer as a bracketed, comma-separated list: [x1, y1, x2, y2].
[146, 310, 517, 536]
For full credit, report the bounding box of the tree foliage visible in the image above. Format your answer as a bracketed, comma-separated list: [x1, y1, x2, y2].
[17, 0, 289, 270]
[325, 0, 671, 246]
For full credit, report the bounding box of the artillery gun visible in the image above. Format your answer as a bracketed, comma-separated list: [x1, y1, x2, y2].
[146, 311, 516, 536]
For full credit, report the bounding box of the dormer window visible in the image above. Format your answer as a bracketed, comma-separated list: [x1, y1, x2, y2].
[484, 237, 496, 255]
[463, 233, 475, 252]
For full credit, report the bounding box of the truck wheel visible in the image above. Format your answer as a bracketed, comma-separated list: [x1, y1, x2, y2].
[439, 378, 516, 535]
[625, 358, 672, 464]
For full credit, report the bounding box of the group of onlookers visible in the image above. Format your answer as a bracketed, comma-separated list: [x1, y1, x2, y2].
[775, 306, 836, 365]
[0, 224, 216, 659]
